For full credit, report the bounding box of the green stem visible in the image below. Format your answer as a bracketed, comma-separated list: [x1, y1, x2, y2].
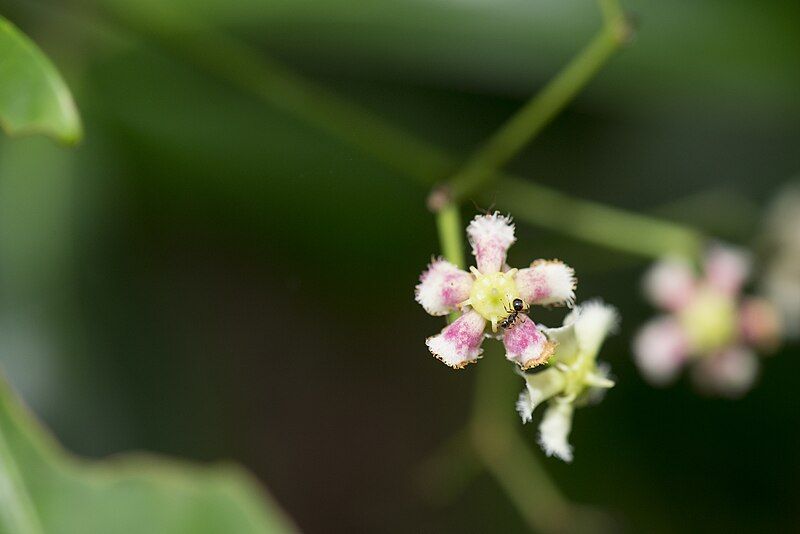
[470, 348, 614, 534]
[443, 0, 632, 203]
[436, 203, 466, 322]
[470, 353, 567, 532]
[436, 204, 466, 268]
[494, 177, 704, 259]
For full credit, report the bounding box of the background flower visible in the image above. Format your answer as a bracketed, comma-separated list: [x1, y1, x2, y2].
[634, 244, 782, 397]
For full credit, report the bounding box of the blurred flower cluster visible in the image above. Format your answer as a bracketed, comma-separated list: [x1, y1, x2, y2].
[634, 245, 782, 397]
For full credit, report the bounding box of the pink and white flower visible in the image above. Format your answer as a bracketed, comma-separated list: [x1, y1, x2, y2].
[415, 212, 576, 369]
[634, 244, 782, 397]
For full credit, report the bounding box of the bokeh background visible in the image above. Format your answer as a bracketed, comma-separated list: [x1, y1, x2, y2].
[1, 0, 799, 532]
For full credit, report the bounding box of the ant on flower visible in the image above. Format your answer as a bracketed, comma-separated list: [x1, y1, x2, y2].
[500, 298, 529, 329]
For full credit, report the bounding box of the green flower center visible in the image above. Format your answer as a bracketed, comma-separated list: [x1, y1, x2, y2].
[678, 287, 737, 355]
[468, 269, 520, 329]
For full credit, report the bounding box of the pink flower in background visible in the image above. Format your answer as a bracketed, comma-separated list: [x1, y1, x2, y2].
[415, 213, 576, 369]
[633, 244, 782, 397]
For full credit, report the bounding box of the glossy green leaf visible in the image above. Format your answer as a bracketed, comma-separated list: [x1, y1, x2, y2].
[0, 373, 296, 534]
[0, 16, 82, 144]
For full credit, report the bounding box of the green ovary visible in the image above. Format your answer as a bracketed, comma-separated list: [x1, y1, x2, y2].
[468, 270, 520, 326]
[679, 287, 737, 355]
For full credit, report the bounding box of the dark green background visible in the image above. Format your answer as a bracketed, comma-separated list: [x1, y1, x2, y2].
[0, 0, 798, 531]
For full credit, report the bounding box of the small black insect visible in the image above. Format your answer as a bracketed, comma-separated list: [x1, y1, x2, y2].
[500, 298, 529, 329]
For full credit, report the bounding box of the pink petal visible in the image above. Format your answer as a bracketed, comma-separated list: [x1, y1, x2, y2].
[738, 297, 782, 351]
[426, 310, 486, 369]
[643, 257, 696, 312]
[467, 212, 516, 274]
[633, 316, 690, 385]
[415, 258, 474, 316]
[503, 315, 556, 370]
[692, 346, 759, 398]
[516, 259, 576, 307]
[704, 244, 751, 296]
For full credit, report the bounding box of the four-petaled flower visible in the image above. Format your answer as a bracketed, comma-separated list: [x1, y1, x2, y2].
[415, 213, 576, 369]
[516, 301, 618, 462]
[633, 244, 782, 397]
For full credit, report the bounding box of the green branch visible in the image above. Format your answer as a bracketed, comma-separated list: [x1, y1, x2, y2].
[494, 177, 704, 259]
[438, 0, 633, 204]
[78, 0, 706, 261]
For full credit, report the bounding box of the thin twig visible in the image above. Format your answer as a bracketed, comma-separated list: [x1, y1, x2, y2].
[437, 0, 634, 205]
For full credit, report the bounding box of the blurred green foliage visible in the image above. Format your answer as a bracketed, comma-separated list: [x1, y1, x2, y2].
[0, 15, 81, 143]
[0, 374, 295, 533]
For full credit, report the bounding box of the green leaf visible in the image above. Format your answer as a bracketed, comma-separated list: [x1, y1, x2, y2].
[0, 372, 296, 534]
[0, 16, 82, 144]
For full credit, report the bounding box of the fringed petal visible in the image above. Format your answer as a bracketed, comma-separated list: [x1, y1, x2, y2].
[739, 297, 782, 351]
[643, 257, 696, 311]
[516, 260, 576, 307]
[466, 212, 516, 274]
[426, 310, 486, 369]
[633, 317, 690, 385]
[571, 300, 619, 357]
[538, 400, 574, 462]
[704, 244, 751, 296]
[515, 367, 567, 423]
[692, 346, 759, 398]
[503, 316, 556, 370]
[415, 258, 474, 316]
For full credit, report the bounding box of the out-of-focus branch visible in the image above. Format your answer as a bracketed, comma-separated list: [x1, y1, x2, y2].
[433, 0, 634, 206]
[47, 0, 706, 261]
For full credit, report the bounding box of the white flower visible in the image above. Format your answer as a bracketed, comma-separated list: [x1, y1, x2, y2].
[516, 300, 617, 462]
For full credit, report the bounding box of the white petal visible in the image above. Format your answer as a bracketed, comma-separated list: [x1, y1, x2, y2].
[516, 260, 576, 307]
[633, 317, 690, 385]
[516, 366, 567, 421]
[415, 258, 474, 316]
[572, 300, 619, 356]
[538, 400, 574, 462]
[643, 257, 697, 311]
[426, 310, 486, 369]
[704, 243, 751, 296]
[692, 346, 759, 398]
[585, 363, 615, 389]
[578, 362, 615, 407]
[467, 212, 516, 274]
[542, 320, 579, 367]
[516, 391, 535, 423]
